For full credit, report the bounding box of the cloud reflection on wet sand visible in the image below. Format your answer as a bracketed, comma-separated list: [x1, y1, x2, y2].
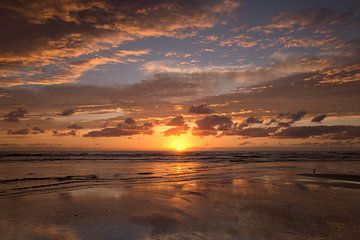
[1, 161, 360, 239]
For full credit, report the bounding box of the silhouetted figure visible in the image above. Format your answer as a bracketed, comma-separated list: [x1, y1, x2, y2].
[313, 168, 316, 174]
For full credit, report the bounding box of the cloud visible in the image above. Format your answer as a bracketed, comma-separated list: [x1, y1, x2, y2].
[188, 104, 214, 114]
[271, 111, 307, 127]
[244, 116, 263, 124]
[305, 64, 360, 84]
[0, 84, 194, 120]
[0, 0, 238, 86]
[197, 35, 219, 44]
[195, 71, 360, 117]
[255, 111, 307, 128]
[0, 1, 109, 25]
[189, 103, 214, 114]
[7, 128, 31, 135]
[84, 118, 153, 137]
[0, 66, 359, 131]
[32, 126, 45, 134]
[226, 127, 278, 138]
[67, 123, 83, 129]
[220, 34, 257, 48]
[58, 109, 76, 116]
[252, 7, 359, 34]
[7, 126, 45, 135]
[115, 49, 151, 57]
[0, 67, 359, 133]
[192, 115, 233, 136]
[3, 108, 27, 122]
[167, 115, 185, 126]
[53, 130, 77, 137]
[311, 114, 327, 123]
[284, 111, 307, 122]
[124, 117, 136, 125]
[274, 125, 360, 139]
[164, 125, 189, 136]
[191, 128, 218, 136]
[195, 115, 233, 130]
[277, 35, 338, 49]
[121, 74, 202, 100]
[163, 51, 193, 59]
[140, 55, 331, 97]
[245, 6, 359, 58]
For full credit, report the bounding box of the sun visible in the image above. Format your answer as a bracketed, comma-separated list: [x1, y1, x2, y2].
[167, 136, 190, 152]
[166, 135, 197, 152]
[176, 144, 184, 151]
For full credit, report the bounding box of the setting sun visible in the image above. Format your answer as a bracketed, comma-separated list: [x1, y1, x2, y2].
[167, 135, 193, 151]
[176, 144, 184, 151]
[0, 0, 358, 239]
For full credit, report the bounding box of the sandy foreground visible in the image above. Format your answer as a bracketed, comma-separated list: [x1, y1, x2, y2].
[0, 160, 360, 240]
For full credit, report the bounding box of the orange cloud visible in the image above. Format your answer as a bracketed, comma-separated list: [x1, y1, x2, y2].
[0, 0, 238, 86]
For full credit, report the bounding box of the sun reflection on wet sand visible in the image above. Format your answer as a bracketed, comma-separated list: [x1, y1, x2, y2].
[1, 161, 360, 239]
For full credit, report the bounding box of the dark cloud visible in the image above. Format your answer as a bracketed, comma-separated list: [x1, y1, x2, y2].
[242, 111, 306, 129]
[84, 118, 153, 137]
[3, 108, 27, 122]
[245, 116, 263, 124]
[84, 128, 129, 137]
[191, 128, 218, 137]
[311, 114, 327, 123]
[196, 68, 360, 117]
[0, 84, 191, 120]
[58, 109, 76, 116]
[277, 121, 292, 128]
[1, 67, 359, 121]
[67, 123, 83, 129]
[252, 111, 307, 128]
[289, 111, 307, 122]
[278, 111, 307, 124]
[275, 125, 360, 139]
[195, 115, 233, 130]
[192, 115, 233, 136]
[164, 125, 189, 137]
[32, 126, 45, 134]
[167, 115, 185, 126]
[226, 127, 278, 138]
[53, 130, 77, 137]
[189, 104, 214, 114]
[124, 117, 136, 125]
[7, 126, 45, 135]
[7, 128, 31, 135]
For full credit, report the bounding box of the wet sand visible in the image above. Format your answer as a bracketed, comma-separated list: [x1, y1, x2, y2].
[299, 173, 360, 181]
[1, 160, 360, 239]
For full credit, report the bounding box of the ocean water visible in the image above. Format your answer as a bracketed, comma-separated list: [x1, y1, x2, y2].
[1, 151, 360, 198]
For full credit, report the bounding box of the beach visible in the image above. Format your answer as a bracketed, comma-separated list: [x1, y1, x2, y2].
[1, 151, 360, 239]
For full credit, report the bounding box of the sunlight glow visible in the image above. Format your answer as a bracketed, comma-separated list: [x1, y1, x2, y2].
[176, 145, 184, 151]
[167, 136, 192, 151]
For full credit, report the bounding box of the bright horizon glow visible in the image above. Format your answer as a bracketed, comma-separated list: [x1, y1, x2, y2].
[176, 144, 184, 151]
[167, 135, 192, 151]
[0, 0, 359, 151]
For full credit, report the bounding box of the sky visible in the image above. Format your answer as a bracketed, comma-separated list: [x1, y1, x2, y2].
[0, 0, 359, 151]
